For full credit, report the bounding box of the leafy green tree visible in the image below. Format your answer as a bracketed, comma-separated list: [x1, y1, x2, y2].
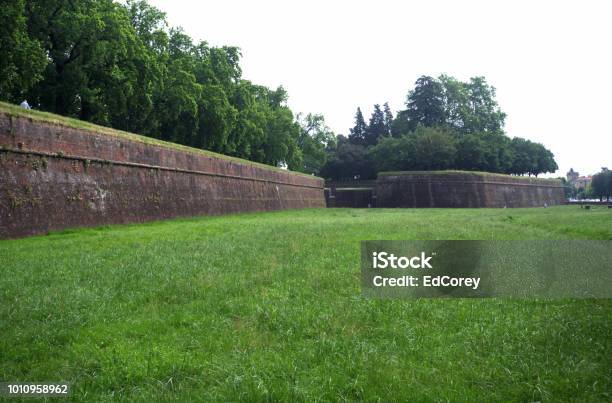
[421, 130, 515, 173]
[533, 143, 558, 177]
[490, 134, 515, 174]
[391, 109, 411, 137]
[509, 138, 536, 175]
[607, 169, 612, 201]
[403, 76, 446, 132]
[410, 126, 457, 170]
[591, 169, 612, 201]
[0, 0, 321, 172]
[0, 0, 46, 102]
[259, 86, 302, 169]
[25, 0, 144, 122]
[394, 74, 506, 136]
[456, 133, 488, 171]
[228, 80, 267, 161]
[370, 127, 457, 172]
[369, 135, 415, 172]
[438, 74, 469, 131]
[319, 143, 375, 180]
[507, 139, 557, 177]
[462, 76, 506, 134]
[197, 84, 237, 151]
[297, 113, 336, 174]
[559, 177, 576, 199]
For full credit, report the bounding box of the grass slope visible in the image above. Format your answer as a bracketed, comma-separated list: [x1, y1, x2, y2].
[0, 206, 610, 401]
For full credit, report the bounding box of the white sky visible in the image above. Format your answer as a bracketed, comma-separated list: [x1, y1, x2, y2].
[147, 0, 611, 177]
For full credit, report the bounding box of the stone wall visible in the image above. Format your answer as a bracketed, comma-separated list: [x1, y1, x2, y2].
[325, 180, 376, 208]
[0, 109, 324, 239]
[377, 171, 565, 208]
[325, 188, 374, 208]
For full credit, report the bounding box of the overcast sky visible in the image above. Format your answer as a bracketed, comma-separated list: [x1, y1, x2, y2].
[147, 0, 610, 177]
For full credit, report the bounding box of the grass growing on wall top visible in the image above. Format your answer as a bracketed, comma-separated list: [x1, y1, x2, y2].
[0, 206, 610, 400]
[378, 170, 563, 184]
[0, 101, 317, 179]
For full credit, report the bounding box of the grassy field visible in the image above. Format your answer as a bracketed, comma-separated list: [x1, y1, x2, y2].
[1, 206, 610, 401]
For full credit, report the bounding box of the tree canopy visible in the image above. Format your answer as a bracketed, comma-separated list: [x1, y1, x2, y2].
[0, 2, 562, 179]
[0, 0, 330, 172]
[590, 169, 612, 201]
[321, 75, 558, 180]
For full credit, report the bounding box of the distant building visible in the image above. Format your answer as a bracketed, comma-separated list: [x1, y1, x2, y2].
[566, 168, 591, 190]
[574, 176, 592, 190]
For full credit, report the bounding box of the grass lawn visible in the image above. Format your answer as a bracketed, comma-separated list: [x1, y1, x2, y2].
[1, 206, 610, 401]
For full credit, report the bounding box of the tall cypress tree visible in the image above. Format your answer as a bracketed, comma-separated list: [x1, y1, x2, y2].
[365, 104, 386, 146]
[348, 107, 368, 145]
[383, 102, 393, 136]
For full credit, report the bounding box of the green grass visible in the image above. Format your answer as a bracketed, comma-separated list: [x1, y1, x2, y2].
[0, 101, 316, 179]
[0, 206, 610, 401]
[378, 170, 562, 185]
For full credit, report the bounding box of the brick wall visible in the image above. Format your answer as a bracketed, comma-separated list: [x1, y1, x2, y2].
[377, 171, 565, 208]
[0, 112, 324, 239]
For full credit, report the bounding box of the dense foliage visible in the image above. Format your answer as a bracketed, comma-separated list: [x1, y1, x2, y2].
[322, 75, 558, 180]
[0, 0, 331, 171]
[590, 169, 612, 201]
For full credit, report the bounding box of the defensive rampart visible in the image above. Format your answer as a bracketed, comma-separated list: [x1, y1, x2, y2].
[376, 171, 565, 208]
[0, 104, 324, 239]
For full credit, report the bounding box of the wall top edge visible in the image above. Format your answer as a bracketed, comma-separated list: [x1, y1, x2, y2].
[0, 103, 321, 183]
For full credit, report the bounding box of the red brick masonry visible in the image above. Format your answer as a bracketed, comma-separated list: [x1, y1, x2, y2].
[0, 113, 325, 239]
[377, 172, 565, 208]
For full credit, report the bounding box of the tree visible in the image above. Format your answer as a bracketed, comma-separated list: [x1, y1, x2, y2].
[365, 104, 386, 146]
[297, 113, 336, 174]
[370, 126, 457, 173]
[591, 169, 612, 201]
[559, 177, 576, 199]
[404, 75, 446, 131]
[197, 84, 237, 151]
[348, 107, 368, 145]
[509, 137, 537, 175]
[394, 74, 507, 136]
[369, 135, 415, 172]
[456, 134, 488, 171]
[0, 0, 325, 172]
[391, 109, 411, 137]
[462, 76, 506, 134]
[383, 102, 393, 136]
[261, 86, 302, 169]
[25, 0, 144, 120]
[325, 73, 556, 178]
[410, 126, 456, 170]
[607, 169, 612, 201]
[453, 132, 515, 173]
[319, 142, 375, 181]
[533, 144, 558, 177]
[439, 74, 469, 132]
[0, 0, 46, 102]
